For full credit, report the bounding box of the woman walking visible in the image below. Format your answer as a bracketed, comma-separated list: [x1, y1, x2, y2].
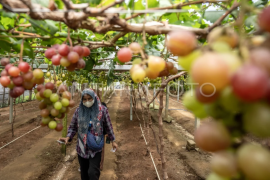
[59, 88, 117, 180]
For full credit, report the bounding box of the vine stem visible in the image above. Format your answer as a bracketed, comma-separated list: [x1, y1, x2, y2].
[19, 38, 24, 62]
[140, 49, 146, 60]
[52, 65, 58, 88]
[236, 0, 248, 59]
[142, 0, 148, 47]
[67, 28, 73, 47]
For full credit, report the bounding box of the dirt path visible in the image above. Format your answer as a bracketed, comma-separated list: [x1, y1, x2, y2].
[0, 95, 80, 180]
[0, 90, 211, 180]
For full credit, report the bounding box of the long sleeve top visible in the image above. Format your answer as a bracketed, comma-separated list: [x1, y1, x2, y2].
[67, 105, 115, 159]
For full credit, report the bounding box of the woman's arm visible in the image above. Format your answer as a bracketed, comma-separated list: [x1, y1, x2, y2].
[103, 107, 115, 142]
[67, 108, 79, 142]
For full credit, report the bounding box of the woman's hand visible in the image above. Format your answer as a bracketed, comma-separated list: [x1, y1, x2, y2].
[59, 137, 70, 145]
[112, 141, 118, 150]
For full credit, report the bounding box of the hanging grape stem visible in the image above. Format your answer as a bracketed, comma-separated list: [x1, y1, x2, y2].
[19, 38, 24, 62]
[140, 49, 146, 60]
[67, 28, 73, 48]
[142, 0, 148, 48]
[52, 65, 58, 87]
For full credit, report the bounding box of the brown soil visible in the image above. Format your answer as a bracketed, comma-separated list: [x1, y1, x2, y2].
[147, 89, 198, 134]
[0, 91, 210, 180]
[0, 116, 50, 171]
[114, 94, 208, 180]
[0, 93, 81, 179]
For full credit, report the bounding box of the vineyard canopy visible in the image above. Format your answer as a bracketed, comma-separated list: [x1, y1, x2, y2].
[0, 0, 268, 76]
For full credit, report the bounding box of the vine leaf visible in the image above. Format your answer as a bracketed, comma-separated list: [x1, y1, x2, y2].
[55, 0, 65, 9]
[29, 19, 58, 36]
[84, 57, 95, 71]
[148, 0, 159, 8]
[15, 40, 34, 59]
[113, 57, 124, 65]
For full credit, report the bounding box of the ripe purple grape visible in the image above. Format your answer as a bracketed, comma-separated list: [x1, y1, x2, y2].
[45, 48, 57, 59]
[12, 76, 24, 86]
[231, 64, 268, 102]
[77, 59, 86, 69]
[0, 58, 9, 66]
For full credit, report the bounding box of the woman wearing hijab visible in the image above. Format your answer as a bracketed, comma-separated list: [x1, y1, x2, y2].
[59, 88, 117, 180]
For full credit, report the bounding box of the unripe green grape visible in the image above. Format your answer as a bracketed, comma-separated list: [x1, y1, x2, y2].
[219, 87, 242, 114]
[243, 103, 270, 137]
[36, 92, 43, 101]
[210, 42, 232, 53]
[178, 50, 201, 72]
[43, 89, 52, 98]
[237, 143, 270, 180]
[50, 93, 59, 103]
[54, 102, 62, 110]
[42, 116, 51, 125]
[48, 120, 57, 129]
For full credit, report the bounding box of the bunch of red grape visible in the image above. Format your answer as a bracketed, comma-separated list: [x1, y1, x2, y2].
[117, 42, 178, 83]
[45, 44, 90, 71]
[36, 84, 76, 131]
[170, 6, 270, 180]
[158, 61, 178, 77]
[0, 58, 44, 98]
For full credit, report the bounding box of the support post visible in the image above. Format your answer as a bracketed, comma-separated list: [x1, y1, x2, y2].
[177, 79, 180, 101]
[71, 84, 74, 100]
[29, 89, 32, 101]
[2, 88, 5, 106]
[22, 91, 25, 103]
[9, 97, 13, 123]
[146, 85, 149, 97]
[158, 78, 168, 179]
[130, 84, 133, 121]
[8, 93, 10, 105]
[120, 84, 123, 97]
[165, 85, 169, 120]
[61, 113, 67, 155]
[153, 87, 155, 109]
[195, 117, 200, 131]
[101, 83, 104, 102]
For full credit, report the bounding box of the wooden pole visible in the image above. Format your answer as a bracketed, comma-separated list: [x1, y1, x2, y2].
[9, 97, 13, 123]
[22, 91, 25, 102]
[153, 87, 155, 109]
[130, 84, 133, 121]
[165, 85, 169, 120]
[2, 88, 5, 106]
[195, 117, 200, 130]
[101, 83, 104, 102]
[8, 92, 10, 106]
[61, 113, 67, 155]
[29, 89, 32, 101]
[158, 78, 168, 179]
[177, 79, 180, 101]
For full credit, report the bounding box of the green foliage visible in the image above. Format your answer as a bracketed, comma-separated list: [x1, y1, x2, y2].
[0, 0, 268, 83]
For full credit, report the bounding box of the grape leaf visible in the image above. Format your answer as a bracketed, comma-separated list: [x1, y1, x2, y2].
[84, 57, 96, 71]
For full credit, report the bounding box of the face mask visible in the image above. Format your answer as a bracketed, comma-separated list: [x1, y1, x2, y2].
[83, 100, 94, 108]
